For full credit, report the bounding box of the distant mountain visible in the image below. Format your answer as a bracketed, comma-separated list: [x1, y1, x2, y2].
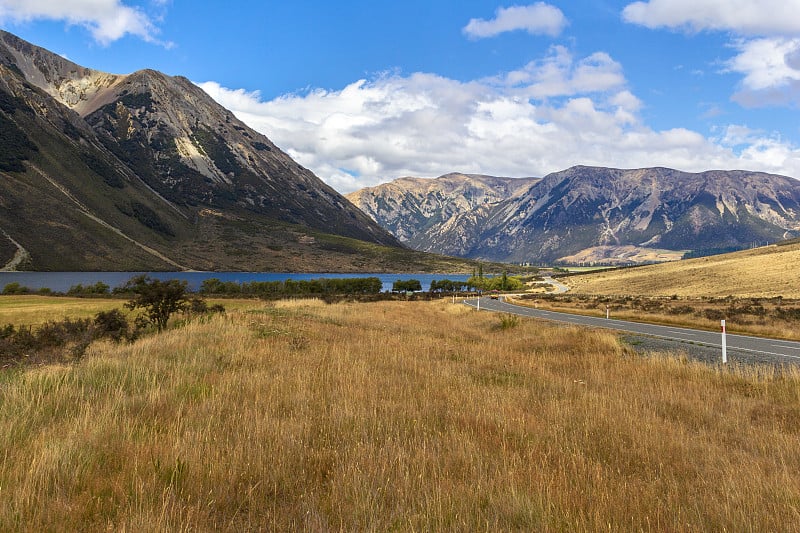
[349, 166, 800, 264]
[346, 173, 539, 253]
[0, 30, 411, 271]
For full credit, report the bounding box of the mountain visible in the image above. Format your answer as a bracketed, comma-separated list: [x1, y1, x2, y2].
[0, 30, 415, 272]
[349, 166, 800, 264]
[346, 173, 539, 253]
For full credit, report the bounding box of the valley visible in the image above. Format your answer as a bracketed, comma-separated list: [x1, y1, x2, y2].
[4, 23, 800, 532]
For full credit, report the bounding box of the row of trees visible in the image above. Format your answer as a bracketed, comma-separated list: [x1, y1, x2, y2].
[199, 277, 384, 296]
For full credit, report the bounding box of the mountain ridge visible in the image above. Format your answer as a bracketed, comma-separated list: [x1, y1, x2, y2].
[348, 166, 800, 264]
[0, 30, 438, 272]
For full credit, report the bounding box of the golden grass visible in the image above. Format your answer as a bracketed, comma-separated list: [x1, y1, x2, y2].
[566, 241, 800, 298]
[0, 296, 254, 327]
[2, 299, 800, 530]
[0, 296, 123, 326]
[510, 295, 800, 341]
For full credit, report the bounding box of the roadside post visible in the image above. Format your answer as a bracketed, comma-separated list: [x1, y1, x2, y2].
[721, 319, 727, 364]
[606, 305, 609, 319]
[477, 296, 480, 311]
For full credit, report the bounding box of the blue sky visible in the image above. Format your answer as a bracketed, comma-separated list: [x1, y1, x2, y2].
[2, 0, 800, 192]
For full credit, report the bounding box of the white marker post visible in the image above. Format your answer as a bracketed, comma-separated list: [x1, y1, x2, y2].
[606, 305, 610, 319]
[477, 296, 480, 311]
[721, 319, 727, 364]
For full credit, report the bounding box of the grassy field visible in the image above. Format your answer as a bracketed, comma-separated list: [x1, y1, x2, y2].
[0, 296, 256, 327]
[2, 298, 800, 530]
[511, 293, 800, 341]
[564, 241, 800, 298]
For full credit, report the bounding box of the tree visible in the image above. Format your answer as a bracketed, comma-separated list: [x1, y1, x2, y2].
[122, 275, 190, 332]
[392, 279, 422, 292]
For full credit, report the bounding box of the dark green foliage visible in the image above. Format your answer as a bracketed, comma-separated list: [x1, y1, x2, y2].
[429, 279, 470, 293]
[123, 275, 190, 332]
[187, 297, 225, 315]
[466, 274, 523, 291]
[2, 282, 30, 295]
[199, 277, 383, 297]
[0, 111, 38, 172]
[80, 152, 125, 188]
[392, 279, 422, 292]
[0, 317, 91, 361]
[131, 201, 175, 236]
[93, 309, 130, 342]
[0, 309, 137, 364]
[251, 141, 271, 151]
[67, 282, 110, 296]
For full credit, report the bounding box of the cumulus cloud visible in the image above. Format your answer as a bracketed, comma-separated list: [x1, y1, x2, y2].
[197, 49, 800, 193]
[622, 0, 800, 35]
[724, 37, 800, 106]
[0, 0, 166, 45]
[623, 0, 800, 107]
[463, 3, 567, 39]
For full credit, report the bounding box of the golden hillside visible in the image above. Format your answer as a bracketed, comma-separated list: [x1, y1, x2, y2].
[565, 241, 800, 298]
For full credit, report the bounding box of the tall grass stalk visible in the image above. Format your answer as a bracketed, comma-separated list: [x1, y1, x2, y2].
[1, 299, 799, 530]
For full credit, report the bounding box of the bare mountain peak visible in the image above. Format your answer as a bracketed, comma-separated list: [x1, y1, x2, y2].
[350, 166, 800, 264]
[0, 30, 400, 270]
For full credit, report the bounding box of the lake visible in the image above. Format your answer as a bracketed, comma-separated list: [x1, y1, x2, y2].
[0, 272, 471, 294]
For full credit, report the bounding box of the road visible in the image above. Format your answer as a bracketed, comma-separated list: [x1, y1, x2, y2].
[464, 297, 800, 365]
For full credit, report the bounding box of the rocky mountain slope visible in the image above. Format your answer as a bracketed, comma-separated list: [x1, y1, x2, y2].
[0, 30, 410, 271]
[350, 166, 800, 264]
[346, 173, 538, 252]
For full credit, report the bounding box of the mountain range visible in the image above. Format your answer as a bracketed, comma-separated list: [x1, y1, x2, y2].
[0, 30, 450, 272]
[348, 166, 800, 264]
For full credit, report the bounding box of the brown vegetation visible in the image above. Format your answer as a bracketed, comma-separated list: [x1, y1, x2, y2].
[564, 241, 800, 298]
[513, 293, 800, 340]
[2, 299, 800, 530]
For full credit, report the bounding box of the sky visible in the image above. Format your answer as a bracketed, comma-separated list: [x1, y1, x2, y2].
[2, 0, 800, 193]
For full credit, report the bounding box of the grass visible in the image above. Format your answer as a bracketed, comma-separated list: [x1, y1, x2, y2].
[2, 298, 800, 530]
[564, 241, 800, 298]
[512, 294, 800, 341]
[0, 296, 122, 326]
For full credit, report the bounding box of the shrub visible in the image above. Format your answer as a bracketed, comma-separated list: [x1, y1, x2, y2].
[2, 282, 29, 295]
[497, 313, 520, 330]
[123, 275, 190, 332]
[93, 309, 131, 342]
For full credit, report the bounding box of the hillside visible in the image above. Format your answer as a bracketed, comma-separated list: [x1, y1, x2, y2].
[564, 240, 800, 298]
[0, 30, 428, 272]
[350, 166, 800, 264]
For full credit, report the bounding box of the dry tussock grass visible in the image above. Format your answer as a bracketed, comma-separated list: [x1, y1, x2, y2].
[0, 296, 122, 326]
[566, 241, 800, 298]
[1, 299, 800, 530]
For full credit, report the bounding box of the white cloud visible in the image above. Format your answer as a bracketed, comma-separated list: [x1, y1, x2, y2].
[488, 46, 626, 98]
[622, 0, 800, 35]
[463, 3, 567, 39]
[197, 49, 800, 193]
[724, 37, 800, 106]
[623, 1, 800, 106]
[0, 0, 165, 45]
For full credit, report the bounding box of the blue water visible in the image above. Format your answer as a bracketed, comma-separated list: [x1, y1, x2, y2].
[0, 272, 470, 294]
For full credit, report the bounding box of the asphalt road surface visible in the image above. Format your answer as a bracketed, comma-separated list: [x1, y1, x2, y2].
[465, 297, 800, 366]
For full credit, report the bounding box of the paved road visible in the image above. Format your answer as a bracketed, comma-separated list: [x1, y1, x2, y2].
[464, 297, 800, 365]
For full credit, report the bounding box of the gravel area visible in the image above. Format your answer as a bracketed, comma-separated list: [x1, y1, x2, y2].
[619, 334, 800, 370]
